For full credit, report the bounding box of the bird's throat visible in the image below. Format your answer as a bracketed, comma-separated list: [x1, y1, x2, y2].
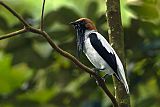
[76, 28, 85, 58]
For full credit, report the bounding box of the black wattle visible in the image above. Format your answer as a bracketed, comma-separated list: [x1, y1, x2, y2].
[76, 27, 85, 58]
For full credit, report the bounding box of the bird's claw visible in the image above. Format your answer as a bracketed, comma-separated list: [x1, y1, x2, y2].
[102, 74, 109, 82]
[96, 80, 99, 86]
[89, 74, 92, 77]
[91, 68, 107, 85]
[92, 68, 105, 74]
[102, 77, 106, 82]
[91, 68, 99, 74]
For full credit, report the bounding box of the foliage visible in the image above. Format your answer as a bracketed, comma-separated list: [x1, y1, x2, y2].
[0, 0, 160, 107]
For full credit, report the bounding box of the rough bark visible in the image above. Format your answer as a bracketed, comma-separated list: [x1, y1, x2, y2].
[106, 0, 131, 106]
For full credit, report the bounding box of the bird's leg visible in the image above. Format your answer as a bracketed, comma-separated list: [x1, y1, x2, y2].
[89, 68, 99, 77]
[102, 73, 109, 82]
[91, 68, 105, 75]
[92, 68, 105, 72]
[92, 68, 99, 74]
[91, 68, 106, 85]
[89, 68, 101, 85]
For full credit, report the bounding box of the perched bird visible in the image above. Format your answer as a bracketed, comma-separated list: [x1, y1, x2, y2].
[70, 18, 129, 94]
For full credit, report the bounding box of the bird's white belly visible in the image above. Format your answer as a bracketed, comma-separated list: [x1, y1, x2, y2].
[84, 39, 111, 71]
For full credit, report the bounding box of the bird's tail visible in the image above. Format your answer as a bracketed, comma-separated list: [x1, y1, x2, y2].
[114, 73, 129, 94]
[119, 72, 130, 94]
[115, 54, 130, 94]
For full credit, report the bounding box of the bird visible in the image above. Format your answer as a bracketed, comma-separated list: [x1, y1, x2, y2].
[70, 18, 129, 94]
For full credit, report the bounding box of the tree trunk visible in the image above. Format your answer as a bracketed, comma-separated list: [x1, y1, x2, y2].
[106, 0, 130, 107]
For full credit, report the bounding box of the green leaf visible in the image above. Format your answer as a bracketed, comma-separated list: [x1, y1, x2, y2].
[0, 16, 8, 31]
[134, 59, 147, 75]
[17, 86, 60, 103]
[0, 52, 12, 72]
[64, 73, 89, 97]
[33, 42, 53, 58]
[0, 52, 33, 94]
[44, 7, 80, 28]
[87, 1, 98, 19]
[128, 3, 159, 20]
[10, 63, 33, 88]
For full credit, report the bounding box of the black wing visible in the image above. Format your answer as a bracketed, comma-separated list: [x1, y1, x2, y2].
[89, 33, 118, 74]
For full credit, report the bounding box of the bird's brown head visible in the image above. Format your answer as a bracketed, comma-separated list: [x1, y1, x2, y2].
[70, 18, 97, 31]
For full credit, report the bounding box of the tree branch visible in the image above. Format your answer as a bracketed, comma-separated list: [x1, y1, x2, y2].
[0, 1, 118, 106]
[0, 1, 30, 27]
[0, 28, 27, 40]
[40, 0, 46, 30]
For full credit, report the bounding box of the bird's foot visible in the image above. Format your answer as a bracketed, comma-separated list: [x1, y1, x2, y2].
[89, 68, 98, 77]
[92, 68, 105, 73]
[102, 73, 109, 82]
[91, 68, 99, 74]
[91, 67, 106, 80]
[91, 68, 106, 85]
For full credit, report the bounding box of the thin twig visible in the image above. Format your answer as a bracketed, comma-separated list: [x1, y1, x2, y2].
[0, 28, 27, 40]
[40, 0, 46, 30]
[0, 1, 30, 27]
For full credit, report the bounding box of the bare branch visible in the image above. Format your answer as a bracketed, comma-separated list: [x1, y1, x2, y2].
[0, 28, 27, 40]
[95, 75, 119, 107]
[0, 1, 30, 27]
[40, 0, 46, 30]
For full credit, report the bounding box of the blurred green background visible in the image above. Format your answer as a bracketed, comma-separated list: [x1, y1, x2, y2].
[0, 0, 160, 107]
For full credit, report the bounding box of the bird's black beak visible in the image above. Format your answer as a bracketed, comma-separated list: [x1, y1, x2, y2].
[70, 21, 85, 58]
[70, 21, 76, 25]
[70, 21, 79, 29]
